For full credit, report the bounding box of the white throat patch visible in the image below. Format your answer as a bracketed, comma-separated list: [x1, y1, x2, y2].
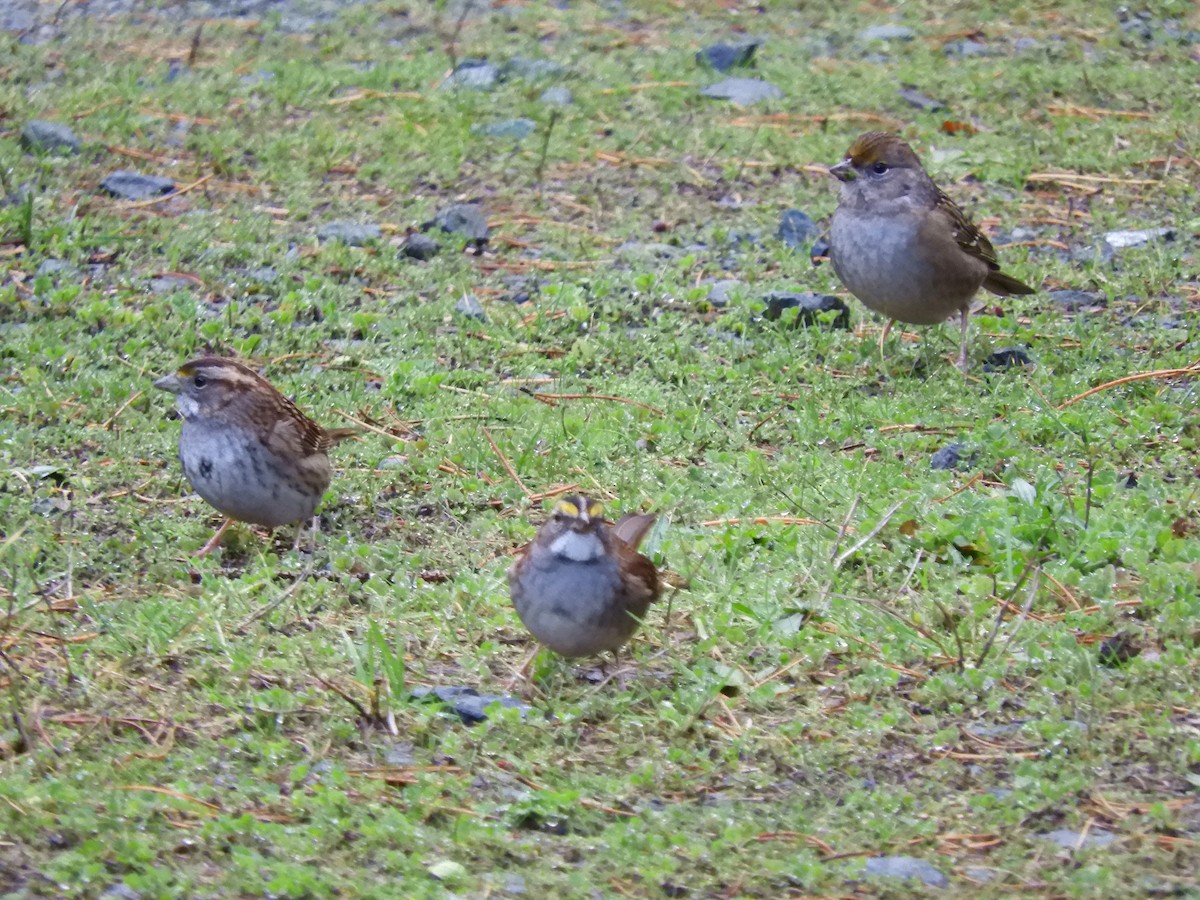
[549, 529, 604, 562]
[176, 395, 201, 419]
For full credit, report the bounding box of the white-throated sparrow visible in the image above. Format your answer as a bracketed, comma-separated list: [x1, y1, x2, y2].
[508, 495, 660, 659]
[154, 356, 356, 556]
[829, 131, 1035, 371]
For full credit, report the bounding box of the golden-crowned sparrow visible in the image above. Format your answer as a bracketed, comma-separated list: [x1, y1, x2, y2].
[829, 131, 1035, 370]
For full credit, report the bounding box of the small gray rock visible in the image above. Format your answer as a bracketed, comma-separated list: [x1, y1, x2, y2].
[705, 279, 743, 308]
[930, 442, 963, 471]
[316, 222, 381, 246]
[241, 69, 275, 86]
[472, 118, 536, 140]
[1047, 289, 1105, 310]
[897, 84, 946, 111]
[863, 856, 948, 887]
[700, 77, 783, 105]
[100, 171, 175, 200]
[777, 209, 818, 249]
[616, 241, 685, 261]
[429, 203, 489, 243]
[982, 346, 1034, 371]
[455, 293, 488, 322]
[964, 867, 999, 883]
[444, 60, 500, 91]
[696, 38, 761, 72]
[1104, 227, 1174, 249]
[503, 57, 566, 81]
[401, 233, 440, 261]
[148, 274, 198, 294]
[99, 883, 142, 900]
[243, 266, 278, 284]
[411, 686, 530, 725]
[810, 236, 830, 264]
[762, 291, 850, 329]
[36, 258, 73, 278]
[384, 742, 415, 765]
[21, 120, 80, 154]
[538, 85, 573, 106]
[1013, 37, 1040, 52]
[1039, 829, 1116, 850]
[944, 39, 990, 57]
[860, 24, 915, 41]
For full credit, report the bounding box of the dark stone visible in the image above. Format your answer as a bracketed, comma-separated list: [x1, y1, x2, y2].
[982, 346, 1033, 371]
[473, 118, 536, 140]
[427, 203, 489, 244]
[762, 291, 850, 329]
[1097, 632, 1140, 667]
[777, 209, 818, 249]
[316, 222, 381, 246]
[696, 38, 761, 72]
[863, 856, 948, 888]
[699, 77, 783, 105]
[411, 686, 530, 724]
[20, 120, 80, 154]
[930, 442, 964, 471]
[401, 233, 440, 261]
[897, 84, 946, 111]
[100, 170, 175, 200]
[810, 236, 830, 264]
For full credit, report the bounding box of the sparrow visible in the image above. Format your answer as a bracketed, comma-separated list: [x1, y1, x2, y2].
[828, 131, 1035, 371]
[507, 496, 660, 659]
[154, 357, 356, 556]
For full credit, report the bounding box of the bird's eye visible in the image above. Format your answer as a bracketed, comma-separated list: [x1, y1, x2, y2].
[192, 374, 208, 388]
[871, 162, 889, 175]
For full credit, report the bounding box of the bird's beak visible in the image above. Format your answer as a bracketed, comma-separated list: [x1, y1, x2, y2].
[153, 373, 182, 393]
[829, 159, 855, 183]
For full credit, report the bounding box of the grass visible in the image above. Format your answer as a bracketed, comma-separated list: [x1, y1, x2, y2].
[1, 0, 1198, 896]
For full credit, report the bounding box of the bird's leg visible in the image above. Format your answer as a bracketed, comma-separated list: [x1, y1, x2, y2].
[956, 307, 971, 373]
[505, 645, 543, 693]
[194, 518, 234, 557]
[878, 318, 896, 361]
[294, 515, 320, 553]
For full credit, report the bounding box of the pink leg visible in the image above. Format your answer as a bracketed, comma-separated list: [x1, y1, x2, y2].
[878, 318, 896, 360]
[956, 307, 971, 373]
[194, 518, 234, 557]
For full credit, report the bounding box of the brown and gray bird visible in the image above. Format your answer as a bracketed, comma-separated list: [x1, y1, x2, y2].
[508, 496, 660, 659]
[829, 131, 1035, 370]
[154, 357, 356, 556]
